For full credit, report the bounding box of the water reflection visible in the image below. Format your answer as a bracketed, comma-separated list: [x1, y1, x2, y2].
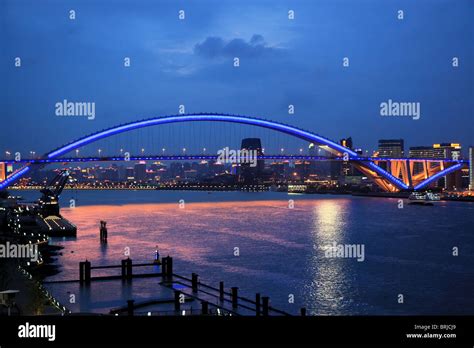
[308, 199, 351, 315]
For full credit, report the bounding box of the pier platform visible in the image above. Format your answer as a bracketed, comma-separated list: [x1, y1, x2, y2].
[42, 257, 298, 316]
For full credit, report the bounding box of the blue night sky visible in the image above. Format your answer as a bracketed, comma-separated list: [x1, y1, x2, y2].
[1, 0, 473, 156]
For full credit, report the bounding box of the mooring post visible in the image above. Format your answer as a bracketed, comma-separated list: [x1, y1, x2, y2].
[219, 281, 224, 301]
[167, 257, 173, 278]
[174, 290, 181, 311]
[84, 260, 91, 284]
[103, 221, 108, 242]
[255, 293, 261, 316]
[191, 273, 198, 292]
[126, 258, 133, 280]
[161, 257, 168, 277]
[79, 261, 84, 284]
[231, 287, 238, 309]
[121, 259, 127, 279]
[300, 307, 307, 316]
[262, 296, 269, 316]
[127, 300, 134, 316]
[201, 300, 208, 315]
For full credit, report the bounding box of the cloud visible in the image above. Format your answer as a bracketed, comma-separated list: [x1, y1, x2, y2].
[194, 34, 279, 59]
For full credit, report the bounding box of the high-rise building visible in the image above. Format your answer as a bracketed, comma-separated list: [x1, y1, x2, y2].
[409, 146, 435, 158]
[125, 167, 134, 181]
[432, 143, 462, 160]
[134, 161, 147, 182]
[433, 143, 462, 190]
[378, 139, 404, 158]
[239, 138, 264, 184]
[470, 146, 474, 190]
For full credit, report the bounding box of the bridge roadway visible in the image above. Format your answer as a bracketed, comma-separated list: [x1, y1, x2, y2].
[0, 154, 467, 164]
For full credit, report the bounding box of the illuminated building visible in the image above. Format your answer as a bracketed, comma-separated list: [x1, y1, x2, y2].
[134, 161, 147, 182]
[378, 139, 404, 158]
[239, 138, 264, 184]
[470, 146, 473, 190]
[433, 143, 462, 190]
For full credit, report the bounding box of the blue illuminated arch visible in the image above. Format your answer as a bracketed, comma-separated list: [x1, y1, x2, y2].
[413, 163, 463, 190]
[46, 113, 358, 158]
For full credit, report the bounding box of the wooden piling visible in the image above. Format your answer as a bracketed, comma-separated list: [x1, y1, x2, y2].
[255, 293, 261, 316]
[219, 281, 224, 300]
[127, 300, 134, 316]
[84, 260, 91, 284]
[201, 300, 208, 315]
[174, 290, 181, 311]
[191, 273, 198, 292]
[262, 296, 269, 316]
[231, 287, 238, 309]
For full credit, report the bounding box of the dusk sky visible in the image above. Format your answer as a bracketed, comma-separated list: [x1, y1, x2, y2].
[1, 0, 473, 156]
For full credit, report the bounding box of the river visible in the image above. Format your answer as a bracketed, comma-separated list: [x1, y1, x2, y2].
[18, 190, 474, 315]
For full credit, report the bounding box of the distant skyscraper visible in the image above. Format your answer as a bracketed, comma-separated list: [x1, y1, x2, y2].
[409, 146, 435, 158]
[377, 139, 404, 158]
[239, 138, 264, 184]
[470, 146, 474, 190]
[433, 143, 462, 190]
[134, 161, 147, 181]
[432, 143, 462, 160]
[125, 167, 134, 181]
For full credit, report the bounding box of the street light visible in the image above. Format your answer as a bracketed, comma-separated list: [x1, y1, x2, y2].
[182, 148, 186, 154]
[75, 149, 79, 157]
[98, 149, 102, 156]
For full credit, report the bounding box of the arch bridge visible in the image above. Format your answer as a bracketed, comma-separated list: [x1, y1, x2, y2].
[0, 113, 467, 192]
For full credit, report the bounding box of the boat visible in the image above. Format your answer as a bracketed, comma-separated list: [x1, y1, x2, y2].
[408, 191, 440, 206]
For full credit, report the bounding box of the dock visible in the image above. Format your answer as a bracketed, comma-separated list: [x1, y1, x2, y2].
[43, 256, 304, 316]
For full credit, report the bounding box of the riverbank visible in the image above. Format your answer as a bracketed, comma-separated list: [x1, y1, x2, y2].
[0, 228, 65, 315]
